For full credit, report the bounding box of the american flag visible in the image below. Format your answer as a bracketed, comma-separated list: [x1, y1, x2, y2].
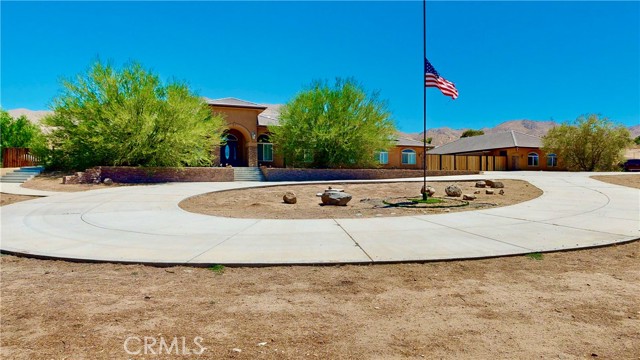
[425, 58, 458, 100]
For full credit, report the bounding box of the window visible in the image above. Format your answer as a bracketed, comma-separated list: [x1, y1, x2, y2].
[528, 152, 539, 167]
[401, 149, 416, 165]
[257, 135, 273, 162]
[547, 153, 557, 167]
[375, 151, 389, 165]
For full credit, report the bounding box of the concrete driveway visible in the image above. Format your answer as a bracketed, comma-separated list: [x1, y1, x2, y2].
[1, 172, 638, 265]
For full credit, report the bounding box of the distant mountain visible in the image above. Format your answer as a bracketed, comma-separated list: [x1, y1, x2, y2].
[410, 120, 560, 146]
[629, 125, 640, 138]
[7, 108, 52, 125]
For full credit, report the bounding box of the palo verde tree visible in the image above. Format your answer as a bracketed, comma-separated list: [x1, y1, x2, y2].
[542, 114, 631, 171]
[43, 61, 225, 170]
[460, 129, 484, 138]
[270, 78, 396, 168]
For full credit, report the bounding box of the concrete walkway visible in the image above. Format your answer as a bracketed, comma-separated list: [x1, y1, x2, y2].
[1, 172, 638, 265]
[0, 182, 62, 196]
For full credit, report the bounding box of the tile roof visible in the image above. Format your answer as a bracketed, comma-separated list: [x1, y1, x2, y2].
[204, 97, 267, 109]
[427, 130, 542, 155]
[257, 104, 282, 126]
[395, 137, 434, 147]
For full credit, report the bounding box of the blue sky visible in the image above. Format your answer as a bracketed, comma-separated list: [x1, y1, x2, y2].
[1, 1, 638, 133]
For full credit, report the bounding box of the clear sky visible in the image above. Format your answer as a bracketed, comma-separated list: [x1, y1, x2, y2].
[1, 1, 638, 133]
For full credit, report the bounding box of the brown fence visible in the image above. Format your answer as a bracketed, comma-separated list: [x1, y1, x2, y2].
[2, 148, 40, 168]
[426, 154, 507, 171]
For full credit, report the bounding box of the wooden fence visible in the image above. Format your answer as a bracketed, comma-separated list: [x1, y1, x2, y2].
[426, 154, 507, 171]
[2, 148, 40, 168]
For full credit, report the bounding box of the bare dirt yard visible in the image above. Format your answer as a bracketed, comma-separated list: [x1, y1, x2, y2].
[0, 193, 39, 206]
[592, 174, 640, 189]
[180, 179, 541, 219]
[1, 241, 639, 359]
[20, 171, 130, 192]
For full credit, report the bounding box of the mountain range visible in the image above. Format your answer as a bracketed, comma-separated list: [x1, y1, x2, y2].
[8, 109, 640, 147]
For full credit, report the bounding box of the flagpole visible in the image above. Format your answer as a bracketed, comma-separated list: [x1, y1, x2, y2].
[422, 0, 427, 200]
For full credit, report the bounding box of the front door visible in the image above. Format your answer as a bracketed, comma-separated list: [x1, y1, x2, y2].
[511, 156, 519, 170]
[221, 140, 241, 167]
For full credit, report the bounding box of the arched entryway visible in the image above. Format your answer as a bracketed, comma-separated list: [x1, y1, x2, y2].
[220, 129, 246, 167]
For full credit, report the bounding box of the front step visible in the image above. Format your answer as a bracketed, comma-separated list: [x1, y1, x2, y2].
[0, 166, 44, 183]
[233, 167, 265, 182]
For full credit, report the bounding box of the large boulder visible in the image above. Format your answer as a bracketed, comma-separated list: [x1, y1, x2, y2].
[485, 180, 504, 188]
[321, 191, 352, 206]
[445, 185, 462, 197]
[283, 192, 297, 204]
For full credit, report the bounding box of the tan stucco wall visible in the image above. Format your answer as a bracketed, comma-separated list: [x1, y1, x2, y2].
[484, 147, 563, 171]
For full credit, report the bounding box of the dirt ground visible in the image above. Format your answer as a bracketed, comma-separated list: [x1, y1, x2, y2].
[592, 174, 640, 189]
[180, 180, 541, 219]
[0, 193, 39, 206]
[0, 241, 638, 359]
[20, 171, 129, 192]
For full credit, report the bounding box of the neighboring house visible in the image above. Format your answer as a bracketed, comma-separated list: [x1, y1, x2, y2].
[427, 130, 562, 171]
[207, 97, 433, 168]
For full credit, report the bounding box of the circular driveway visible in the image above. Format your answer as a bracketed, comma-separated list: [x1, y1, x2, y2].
[1, 172, 638, 265]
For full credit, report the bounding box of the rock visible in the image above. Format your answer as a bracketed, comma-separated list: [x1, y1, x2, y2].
[499, 189, 505, 195]
[103, 178, 113, 185]
[421, 185, 436, 196]
[475, 181, 486, 188]
[486, 180, 505, 188]
[486, 189, 495, 195]
[232, 348, 242, 353]
[463, 194, 476, 200]
[321, 191, 352, 206]
[474, 190, 481, 194]
[283, 192, 297, 204]
[257, 342, 267, 347]
[316, 192, 323, 197]
[445, 185, 462, 197]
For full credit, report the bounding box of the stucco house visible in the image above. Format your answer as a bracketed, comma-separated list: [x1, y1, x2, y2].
[427, 130, 562, 171]
[207, 97, 432, 169]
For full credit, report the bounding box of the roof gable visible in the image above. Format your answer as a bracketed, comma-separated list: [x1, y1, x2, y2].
[205, 97, 267, 109]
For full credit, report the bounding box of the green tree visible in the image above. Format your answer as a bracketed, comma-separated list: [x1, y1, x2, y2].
[0, 110, 47, 165]
[634, 135, 640, 145]
[270, 78, 396, 168]
[43, 61, 225, 170]
[542, 114, 631, 171]
[0, 110, 44, 149]
[461, 129, 484, 138]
